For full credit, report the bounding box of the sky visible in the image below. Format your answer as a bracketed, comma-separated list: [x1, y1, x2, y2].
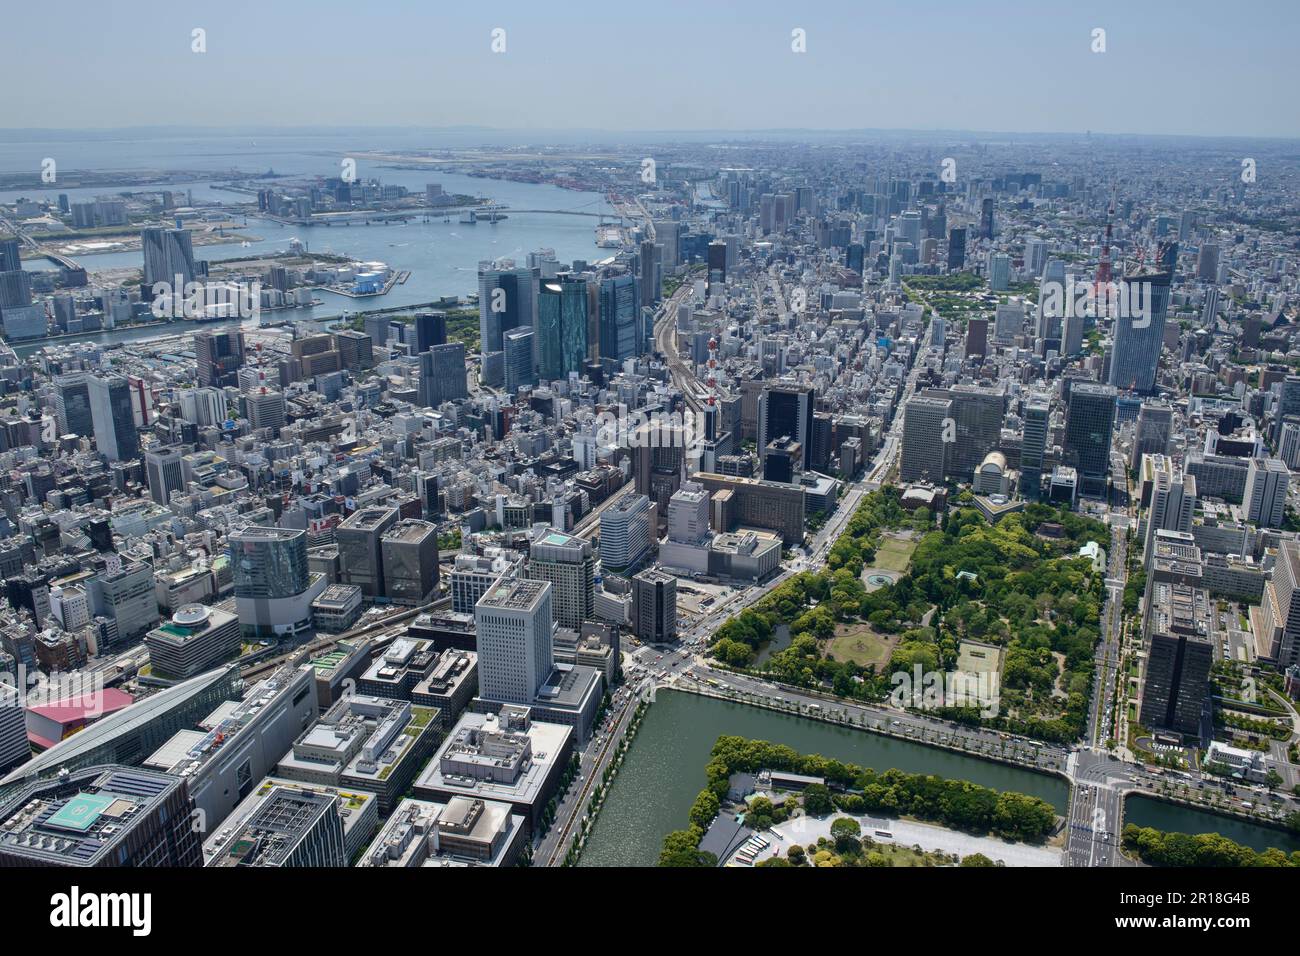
[6, 0, 1299, 139]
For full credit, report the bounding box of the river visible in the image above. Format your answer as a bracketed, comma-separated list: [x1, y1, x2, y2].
[1123, 794, 1300, 855]
[5, 133, 617, 356]
[578, 689, 1070, 867]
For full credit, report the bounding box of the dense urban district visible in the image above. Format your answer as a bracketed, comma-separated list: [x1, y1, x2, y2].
[0, 133, 1298, 871]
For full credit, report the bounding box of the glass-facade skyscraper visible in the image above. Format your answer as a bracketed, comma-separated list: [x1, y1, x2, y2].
[1108, 266, 1172, 395]
[598, 274, 640, 362]
[536, 275, 589, 382]
[230, 527, 309, 600]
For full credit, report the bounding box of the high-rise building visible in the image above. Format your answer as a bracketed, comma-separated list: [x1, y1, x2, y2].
[246, 388, 287, 434]
[639, 240, 662, 308]
[88, 373, 139, 462]
[632, 568, 677, 643]
[599, 493, 653, 570]
[536, 275, 589, 382]
[1244, 458, 1289, 529]
[478, 268, 536, 355]
[337, 507, 400, 599]
[1108, 266, 1172, 394]
[205, 786, 347, 868]
[947, 227, 967, 270]
[52, 372, 94, 437]
[474, 578, 554, 705]
[141, 226, 196, 290]
[145, 604, 241, 679]
[194, 328, 245, 387]
[987, 253, 1010, 292]
[527, 529, 595, 630]
[145, 446, 185, 505]
[980, 198, 995, 239]
[1139, 583, 1213, 736]
[1131, 402, 1174, 470]
[414, 311, 447, 353]
[87, 559, 159, 645]
[1196, 243, 1219, 282]
[1064, 382, 1116, 498]
[758, 383, 815, 471]
[1023, 237, 1049, 277]
[1019, 399, 1050, 501]
[0, 684, 26, 775]
[943, 385, 1007, 482]
[1143, 457, 1197, 567]
[900, 394, 952, 483]
[380, 520, 440, 606]
[419, 342, 469, 407]
[230, 526, 326, 639]
[598, 273, 640, 362]
[503, 326, 536, 393]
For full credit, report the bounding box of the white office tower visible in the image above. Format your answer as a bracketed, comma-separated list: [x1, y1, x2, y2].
[1244, 458, 1289, 529]
[1279, 420, 1300, 471]
[1024, 237, 1049, 277]
[1143, 457, 1196, 568]
[0, 683, 27, 774]
[474, 578, 554, 705]
[1036, 259, 1067, 340]
[659, 482, 712, 574]
[599, 493, 652, 570]
[179, 386, 227, 426]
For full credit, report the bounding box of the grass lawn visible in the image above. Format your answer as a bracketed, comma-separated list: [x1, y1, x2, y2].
[824, 623, 898, 669]
[872, 535, 918, 572]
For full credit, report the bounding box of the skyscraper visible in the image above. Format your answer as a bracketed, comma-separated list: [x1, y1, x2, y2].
[419, 342, 469, 407]
[1143, 457, 1197, 567]
[1243, 458, 1289, 529]
[946, 227, 967, 270]
[900, 394, 952, 483]
[633, 568, 677, 643]
[527, 529, 595, 629]
[536, 274, 589, 381]
[599, 493, 652, 570]
[230, 526, 326, 639]
[337, 507, 399, 599]
[1020, 399, 1050, 501]
[478, 267, 536, 355]
[1108, 266, 1172, 394]
[380, 520, 440, 606]
[141, 227, 197, 288]
[414, 311, 447, 353]
[598, 273, 641, 362]
[52, 372, 94, 437]
[503, 326, 536, 393]
[474, 578, 554, 706]
[1064, 382, 1117, 498]
[89, 374, 140, 462]
[144, 446, 185, 505]
[758, 383, 815, 471]
[194, 328, 245, 387]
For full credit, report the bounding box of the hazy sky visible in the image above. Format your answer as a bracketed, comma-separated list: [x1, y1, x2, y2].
[7, 0, 1298, 138]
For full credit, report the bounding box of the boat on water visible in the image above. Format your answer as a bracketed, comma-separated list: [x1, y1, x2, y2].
[459, 211, 477, 224]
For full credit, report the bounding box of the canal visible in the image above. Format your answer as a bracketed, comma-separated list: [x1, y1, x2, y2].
[1123, 795, 1300, 855]
[578, 689, 1069, 867]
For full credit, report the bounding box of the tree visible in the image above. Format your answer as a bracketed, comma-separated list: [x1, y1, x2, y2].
[688, 789, 720, 829]
[830, 816, 862, 854]
[803, 783, 833, 817]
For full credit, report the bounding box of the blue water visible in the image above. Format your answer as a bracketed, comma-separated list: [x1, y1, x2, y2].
[3, 131, 617, 313]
